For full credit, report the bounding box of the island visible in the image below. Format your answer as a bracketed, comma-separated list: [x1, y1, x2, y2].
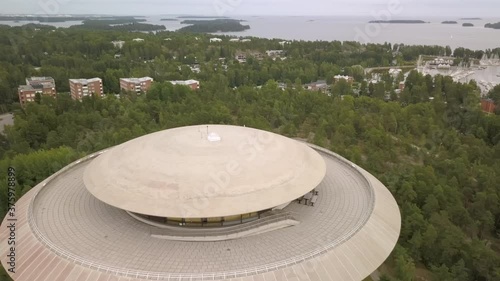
[368, 20, 427, 24]
[177, 19, 250, 33]
[462, 23, 474, 27]
[460, 17, 482, 20]
[160, 18, 178, 21]
[442, 21, 458, 24]
[178, 16, 229, 19]
[485, 22, 500, 29]
[70, 20, 165, 31]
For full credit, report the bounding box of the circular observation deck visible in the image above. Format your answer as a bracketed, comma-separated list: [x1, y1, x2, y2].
[0, 126, 401, 281]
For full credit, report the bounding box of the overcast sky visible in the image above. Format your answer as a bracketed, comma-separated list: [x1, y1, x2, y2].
[1, 0, 498, 17]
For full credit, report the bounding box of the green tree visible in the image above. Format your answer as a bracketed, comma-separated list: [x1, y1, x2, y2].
[393, 246, 416, 281]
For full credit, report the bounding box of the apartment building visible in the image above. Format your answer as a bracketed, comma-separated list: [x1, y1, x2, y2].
[120, 77, 154, 94]
[169, 80, 200, 90]
[69, 78, 103, 100]
[18, 77, 56, 106]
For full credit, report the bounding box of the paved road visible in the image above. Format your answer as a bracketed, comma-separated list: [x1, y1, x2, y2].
[0, 113, 14, 134]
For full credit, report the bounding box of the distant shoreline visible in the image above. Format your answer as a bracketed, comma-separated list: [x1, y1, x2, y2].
[0, 15, 142, 23]
[368, 20, 427, 24]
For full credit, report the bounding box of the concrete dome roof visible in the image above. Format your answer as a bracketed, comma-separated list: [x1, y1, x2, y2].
[83, 125, 326, 218]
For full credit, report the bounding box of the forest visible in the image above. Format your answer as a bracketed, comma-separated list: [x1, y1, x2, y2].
[0, 25, 499, 281]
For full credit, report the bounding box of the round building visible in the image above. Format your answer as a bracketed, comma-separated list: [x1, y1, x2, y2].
[1, 125, 401, 281]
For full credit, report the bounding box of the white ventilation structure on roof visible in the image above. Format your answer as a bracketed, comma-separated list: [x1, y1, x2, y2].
[207, 132, 221, 142]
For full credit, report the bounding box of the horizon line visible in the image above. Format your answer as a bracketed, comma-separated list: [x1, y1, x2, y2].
[0, 13, 491, 18]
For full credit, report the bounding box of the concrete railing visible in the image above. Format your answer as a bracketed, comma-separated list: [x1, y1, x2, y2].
[27, 143, 376, 280]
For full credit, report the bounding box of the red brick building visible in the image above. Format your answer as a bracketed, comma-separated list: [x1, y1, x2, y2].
[481, 99, 496, 114]
[69, 78, 103, 100]
[120, 77, 153, 94]
[18, 77, 56, 106]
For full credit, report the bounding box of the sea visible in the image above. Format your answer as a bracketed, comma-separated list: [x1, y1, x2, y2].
[2, 15, 500, 50]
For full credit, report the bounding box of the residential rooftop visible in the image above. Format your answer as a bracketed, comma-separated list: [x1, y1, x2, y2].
[121, 77, 154, 83]
[26, 76, 54, 82]
[170, 79, 199, 85]
[69, 78, 102, 84]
